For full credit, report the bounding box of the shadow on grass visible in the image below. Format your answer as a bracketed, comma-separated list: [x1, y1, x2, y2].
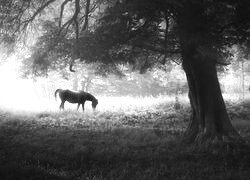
[0, 112, 178, 180]
[0, 111, 250, 180]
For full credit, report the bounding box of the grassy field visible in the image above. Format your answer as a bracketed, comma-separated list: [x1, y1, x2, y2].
[0, 95, 250, 180]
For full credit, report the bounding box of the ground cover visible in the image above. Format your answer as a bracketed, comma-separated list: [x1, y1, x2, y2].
[0, 96, 250, 180]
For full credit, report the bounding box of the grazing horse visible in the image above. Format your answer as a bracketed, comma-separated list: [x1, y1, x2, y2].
[55, 89, 98, 112]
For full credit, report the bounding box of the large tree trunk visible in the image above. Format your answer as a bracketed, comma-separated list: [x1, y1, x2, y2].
[181, 45, 241, 146]
[175, 1, 243, 148]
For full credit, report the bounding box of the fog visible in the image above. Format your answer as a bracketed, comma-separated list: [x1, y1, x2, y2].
[0, 55, 55, 112]
[0, 56, 172, 113]
[0, 53, 249, 113]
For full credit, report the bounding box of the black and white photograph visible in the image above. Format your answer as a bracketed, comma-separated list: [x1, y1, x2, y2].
[0, 0, 250, 179]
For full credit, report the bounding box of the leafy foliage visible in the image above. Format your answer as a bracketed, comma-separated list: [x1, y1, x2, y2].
[1, 0, 249, 76]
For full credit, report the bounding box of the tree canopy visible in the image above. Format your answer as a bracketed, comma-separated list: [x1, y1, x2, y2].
[1, 0, 249, 74]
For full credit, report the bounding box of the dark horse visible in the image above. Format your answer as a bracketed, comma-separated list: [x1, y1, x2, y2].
[55, 89, 98, 112]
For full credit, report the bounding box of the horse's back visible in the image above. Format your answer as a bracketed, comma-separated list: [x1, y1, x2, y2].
[59, 89, 82, 103]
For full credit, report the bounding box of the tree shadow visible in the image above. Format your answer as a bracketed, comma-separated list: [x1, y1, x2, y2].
[0, 111, 250, 179]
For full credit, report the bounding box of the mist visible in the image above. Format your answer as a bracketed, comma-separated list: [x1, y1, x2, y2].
[0, 55, 183, 113]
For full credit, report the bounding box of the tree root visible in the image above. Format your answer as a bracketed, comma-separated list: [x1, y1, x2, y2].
[182, 130, 249, 154]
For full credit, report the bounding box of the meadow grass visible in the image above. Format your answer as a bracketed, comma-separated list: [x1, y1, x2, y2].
[0, 94, 250, 179]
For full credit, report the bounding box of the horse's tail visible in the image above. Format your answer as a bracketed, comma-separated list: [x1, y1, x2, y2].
[54, 89, 61, 101]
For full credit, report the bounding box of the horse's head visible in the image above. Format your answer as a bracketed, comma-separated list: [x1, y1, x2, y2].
[92, 98, 98, 110]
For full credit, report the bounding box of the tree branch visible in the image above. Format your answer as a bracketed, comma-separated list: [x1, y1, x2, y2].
[74, 0, 80, 40]
[59, 0, 72, 27]
[216, 60, 230, 66]
[70, 0, 92, 72]
[21, 0, 57, 30]
[59, 0, 80, 35]
[81, 0, 91, 32]
[69, 58, 76, 72]
[68, 0, 81, 72]
[134, 42, 181, 55]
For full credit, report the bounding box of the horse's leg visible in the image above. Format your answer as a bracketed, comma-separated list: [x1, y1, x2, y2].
[59, 101, 62, 110]
[60, 100, 65, 110]
[77, 103, 80, 111]
[81, 101, 85, 112]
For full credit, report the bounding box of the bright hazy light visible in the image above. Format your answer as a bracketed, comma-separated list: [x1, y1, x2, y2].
[0, 55, 177, 113]
[0, 55, 57, 112]
[0, 54, 247, 113]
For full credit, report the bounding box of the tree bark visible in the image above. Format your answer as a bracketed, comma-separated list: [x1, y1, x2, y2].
[181, 44, 241, 146]
[175, 1, 243, 148]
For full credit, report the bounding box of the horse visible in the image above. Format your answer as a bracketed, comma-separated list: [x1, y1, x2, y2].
[54, 89, 98, 112]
